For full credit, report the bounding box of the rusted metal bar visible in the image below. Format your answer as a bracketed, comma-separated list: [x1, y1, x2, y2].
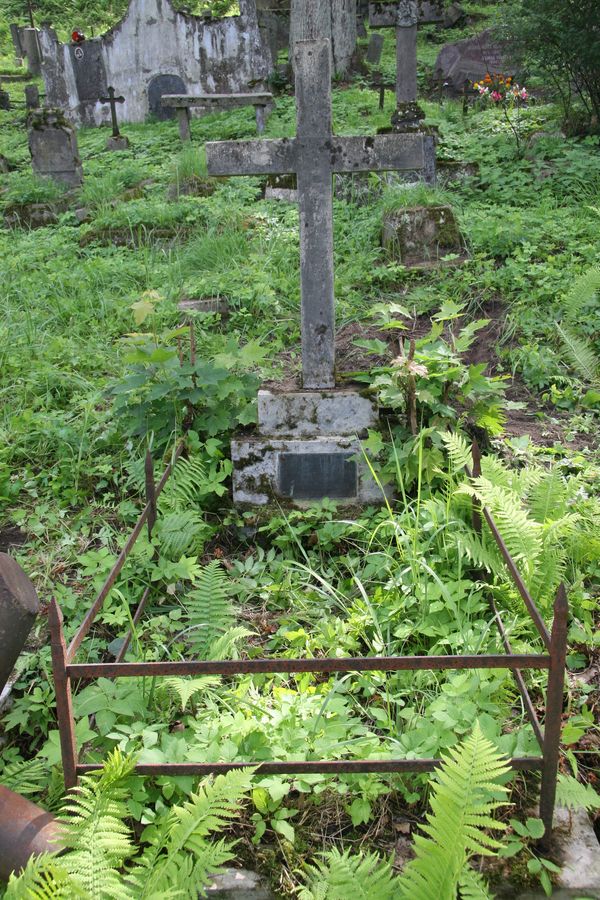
[539, 583, 568, 843]
[0, 786, 63, 880]
[66, 442, 184, 662]
[49, 599, 78, 790]
[114, 585, 152, 663]
[482, 506, 551, 651]
[471, 440, 482, 535]
[67, 653, 550, 681]
[145, 451, 157, 539]
[491, 600, 544, 749]
[75, 756, 543, 777]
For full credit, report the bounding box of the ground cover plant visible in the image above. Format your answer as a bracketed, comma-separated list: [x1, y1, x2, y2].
[0, 0, 599, 896]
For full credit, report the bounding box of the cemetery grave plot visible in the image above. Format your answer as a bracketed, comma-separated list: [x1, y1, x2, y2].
[1, 1, 600, 895]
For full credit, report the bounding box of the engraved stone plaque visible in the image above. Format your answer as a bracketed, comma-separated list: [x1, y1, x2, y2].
[278, 452, 357, 500]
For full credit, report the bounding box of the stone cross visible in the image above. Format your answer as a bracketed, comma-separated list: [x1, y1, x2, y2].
[99, 86, 125, 137]
[206, 38, 425, 389]
[369, 0, 421, 125]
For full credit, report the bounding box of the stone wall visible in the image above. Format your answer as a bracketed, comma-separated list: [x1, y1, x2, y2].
[38, 0, 271, 127]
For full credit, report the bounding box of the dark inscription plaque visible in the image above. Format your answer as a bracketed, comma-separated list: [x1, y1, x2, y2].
[278, 452, 357, 500]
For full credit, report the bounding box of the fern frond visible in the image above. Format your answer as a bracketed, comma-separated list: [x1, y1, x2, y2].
[561, 267, 600, 322]
[158, 675, 222, 711]
[459, 866, 494, 899]
[156, 510, 206, 560]
[59, 750, 136, 900]
[457, 478, 542, 576]
[441, 431, 472, 475]
[299, 848, 398, 900]
[128, 768, 254, 898]
[452, 530, 503, 575]
[0, 756, 48, 795]
[208, 626, 254, 661]
[557, 324, 600, 386]
[5, 855, 80, 900]
[527, 472, 567, 523]
[162, 455, 207, 509]
[398, 723, 510, 900]
[183, 561, 234, 658]
[556, 773, 600, 811]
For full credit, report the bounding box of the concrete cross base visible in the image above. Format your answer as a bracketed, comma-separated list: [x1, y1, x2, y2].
[257, 389, 377, 438]
[106, 135, 130, 151]
[231, 436, 388, 508]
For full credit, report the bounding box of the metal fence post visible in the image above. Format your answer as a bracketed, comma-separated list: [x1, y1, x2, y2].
[145, 450, 157, 539]
[471, 440, 482, 535]
[539, 583, 568, 843]
[48, 598, 78, 790]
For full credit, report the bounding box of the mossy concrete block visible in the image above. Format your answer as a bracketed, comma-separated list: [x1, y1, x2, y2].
[232, 436, 388, 507]
[106, 134, 130, 151]
[381, 204, 465, 267]
[257, 389, 377, 438]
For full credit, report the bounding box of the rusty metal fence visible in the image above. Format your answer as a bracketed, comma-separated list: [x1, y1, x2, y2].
[49, 442, 568, 838]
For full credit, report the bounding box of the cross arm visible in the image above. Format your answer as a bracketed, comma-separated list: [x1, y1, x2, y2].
[206, 138, 296, 177]
[331, 133, 425, 173]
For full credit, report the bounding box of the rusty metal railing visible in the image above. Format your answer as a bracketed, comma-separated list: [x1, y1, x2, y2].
[48, 442, 568, 841]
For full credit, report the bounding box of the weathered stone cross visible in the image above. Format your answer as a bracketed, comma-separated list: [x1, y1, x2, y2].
[369, 0, 421, 126]
[206, 38, 425, 389]
[100, 86, 125, 138]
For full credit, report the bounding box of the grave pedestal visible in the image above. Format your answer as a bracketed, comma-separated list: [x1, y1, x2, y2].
[232, 389, 386, 507]
[106, 134, 130, 151]
[28, 108, 83, 187]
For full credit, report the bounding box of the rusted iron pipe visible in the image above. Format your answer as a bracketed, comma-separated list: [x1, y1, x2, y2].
[0, 786, 63, 880]
[0, 553, 39, 695]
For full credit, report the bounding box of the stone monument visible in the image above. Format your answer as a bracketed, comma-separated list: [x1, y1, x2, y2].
[368, 0, 436, 184]
[206, 18, 425, 506]
[28, 108, 83, 187]
[434, 28, 508, 95]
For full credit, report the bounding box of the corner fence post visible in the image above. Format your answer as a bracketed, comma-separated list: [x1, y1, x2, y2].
[471, 440, 482, 534]
[539, 583, 568, 844]
[145, 450, 157, 539]
[48, 598, 78, 790]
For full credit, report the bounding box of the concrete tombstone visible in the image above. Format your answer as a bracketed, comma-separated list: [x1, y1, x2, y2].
[434, 28, 508, 94]
[28, 108, 83, 187]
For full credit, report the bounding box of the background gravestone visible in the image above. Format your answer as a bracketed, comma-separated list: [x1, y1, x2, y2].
[21, 27, 42, 76]
[28, 108, 83, 187]
[148, 74, 187, 121]
[434, 28, 508, 95]
[366, 32, 384, 65]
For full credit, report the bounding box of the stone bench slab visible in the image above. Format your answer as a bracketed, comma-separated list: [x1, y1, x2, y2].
[161, 93, 272, 109]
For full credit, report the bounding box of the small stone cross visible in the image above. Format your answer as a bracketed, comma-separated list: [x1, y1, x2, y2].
[369, 0, 422, 125]
[99, 86, 125, 137]
[206, 38, 425, 389]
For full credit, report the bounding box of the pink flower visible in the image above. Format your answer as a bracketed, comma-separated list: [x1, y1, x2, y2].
[520, 88, 528, 100]
[491, 90, 502, 102]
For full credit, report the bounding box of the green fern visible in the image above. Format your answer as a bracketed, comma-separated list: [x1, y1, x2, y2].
[158, 675, 222, 711]
[397, 722, 510, 900]
[527, 472, 568, 524]
[0, 756, 48, 795]
[5, 855, 80, 899]
[561, 266, 600, 321]
[59, 750, 136, 899]
[299, 848, 398, 900]
[126, 768, 255, 898]
[556, 773, 600, 811]
[155, 510, 207, 560]
[441, 431, 472, 475]
[182, 561, 235, 658]
[557, 324, 600, 386]
[161, 455, 207, 509]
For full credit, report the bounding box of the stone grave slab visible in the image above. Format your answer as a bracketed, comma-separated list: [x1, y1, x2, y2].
[28, 108, 83, 187]
[434, 28, 509, 95]
[258, 389, 377, 438]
